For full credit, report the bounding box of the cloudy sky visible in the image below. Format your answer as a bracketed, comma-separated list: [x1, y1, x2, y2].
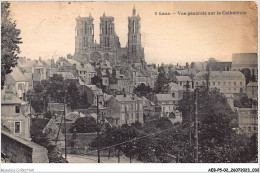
[10, 1, 257, 65]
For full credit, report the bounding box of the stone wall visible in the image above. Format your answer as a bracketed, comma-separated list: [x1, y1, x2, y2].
[1, 130, 49, 163]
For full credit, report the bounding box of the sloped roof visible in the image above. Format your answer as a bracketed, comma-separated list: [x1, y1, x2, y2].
[18, 59, 35, 68]
[194, 71, 245, 80]
[86, 85, 102, 92]
[115, 94, 142, 102]
[176, 76, 192, 82]
[9, 67, 26, 82]
[155, 94, 174, 101]
[247, 82, 258, 87]
[66, 112, 79, 121]
[55, 71, 76, 79]
[168, 82, 183, 91]
[23, 73, 33, 81]
[104, 94, 113, 102]
[1, 93, 28, 105]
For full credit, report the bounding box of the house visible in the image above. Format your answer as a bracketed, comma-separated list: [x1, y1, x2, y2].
[31, 118, 65, 148]
[246, 82, 258, 99]
[142, 97, 156, 122]
[194, 71, 246, 95]
[176, 76, 193, 89]
[85, 85, 103, 105]
[231, 53, 258, 80]
[166, 82, 184, 102]
[75, 62, 96, 84]
[154, 94, 176, 117]
[4, 67, 30, 101]
[1, 90, 31, 140]
[106, 94, 144, 126]
[146, 65, 158, 88]
[237, 107, 258, 137]
[206, 61, 232, 71]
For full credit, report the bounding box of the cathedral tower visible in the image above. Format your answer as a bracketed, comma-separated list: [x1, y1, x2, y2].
[100, 13, 118, 51]
[74, 15, 94, 61]
[127, 6, 145, 69]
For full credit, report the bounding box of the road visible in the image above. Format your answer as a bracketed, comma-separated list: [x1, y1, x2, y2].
[64, 154, 142, 163]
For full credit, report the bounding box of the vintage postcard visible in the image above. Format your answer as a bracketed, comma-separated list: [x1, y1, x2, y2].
[1, 1, 258, 172]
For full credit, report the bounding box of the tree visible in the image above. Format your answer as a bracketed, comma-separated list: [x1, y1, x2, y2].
[240, 68, 252, 85]
[67, 82, 80, 109]
[179, 87, 257, 162]
[42, 74, 65, 103]
[154, 66, 169, 94]
[91, 75, 102, 88]
[190, 62, 195, 69]
[1, 2, 22, 89]
[133, 83, 153, 97]
[70, 116, 98, 133]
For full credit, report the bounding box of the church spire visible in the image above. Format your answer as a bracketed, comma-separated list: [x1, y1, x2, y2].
[133, 6, 136, 16]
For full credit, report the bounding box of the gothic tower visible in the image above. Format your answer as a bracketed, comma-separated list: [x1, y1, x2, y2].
[100, 13, 118, 51]
[127, 6, 145, 69]
[74, 15, 94, 61]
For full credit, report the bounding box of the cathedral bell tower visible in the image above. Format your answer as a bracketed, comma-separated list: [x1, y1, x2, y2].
[74, 14, 94, 61]
[127, 6, 145, 69]
[100, 13, 116, 51]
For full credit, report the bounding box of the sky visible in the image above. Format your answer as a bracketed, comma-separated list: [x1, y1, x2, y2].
[9, 1, 258, 65]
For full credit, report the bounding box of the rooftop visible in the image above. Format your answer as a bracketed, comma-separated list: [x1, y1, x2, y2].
[176, 76, 192, 82]
[115, 94, 142, 102]
[155, 94, 174, 101]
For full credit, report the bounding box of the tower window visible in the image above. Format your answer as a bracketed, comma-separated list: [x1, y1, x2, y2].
[105, 21, 108, 34]
[133, 21, 136, 33]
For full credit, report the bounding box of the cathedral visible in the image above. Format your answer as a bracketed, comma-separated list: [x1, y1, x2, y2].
[74, 7, 146, 69]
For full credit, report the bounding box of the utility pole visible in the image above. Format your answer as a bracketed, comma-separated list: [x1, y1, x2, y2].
[125, 106, 128, 125]
[194, 88, 198, 163]
[96, 95, 101, 163]
[64, 93, 67, 162]
[29, 94, 32, 115]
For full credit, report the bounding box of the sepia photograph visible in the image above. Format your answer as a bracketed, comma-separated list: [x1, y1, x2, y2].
[0, 0, 259, 172]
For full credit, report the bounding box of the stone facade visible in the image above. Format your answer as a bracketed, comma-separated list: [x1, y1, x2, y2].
[231, 53, 258, 80]
[1, 130, 49, 163]
[194, 71, 246, 95]
[237, 107, 258, 137]
[74, 7, 145, 69]
[1, 92, 31, 140]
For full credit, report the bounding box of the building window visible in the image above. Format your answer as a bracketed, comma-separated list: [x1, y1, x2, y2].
[234, 82, 236, 86]
[14, 122, 21, 133]
[213, 82, 215, 85]
[240, 82, 242, 85]
[172, 93, 175, 98]
[234, 88, 236, 91]
[248, 127, 251, 131]
[18, 84, 23, 90]
[218, 82, 220, 85]
[15, 106, 20, 113]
